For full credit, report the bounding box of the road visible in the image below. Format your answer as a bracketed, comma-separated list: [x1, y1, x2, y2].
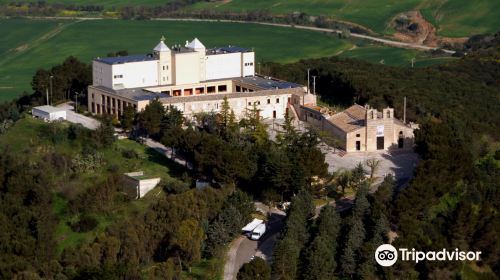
[7, 16, 455, 54]
[56, 103, 100, 129]
[223, 203, 285, 280]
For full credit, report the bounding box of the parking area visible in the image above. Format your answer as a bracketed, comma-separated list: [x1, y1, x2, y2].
[56, 103, 100, 130]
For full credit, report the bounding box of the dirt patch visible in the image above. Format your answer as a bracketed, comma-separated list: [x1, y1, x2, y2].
[390, 11, 467, 48]
[14, 44, 28, 52]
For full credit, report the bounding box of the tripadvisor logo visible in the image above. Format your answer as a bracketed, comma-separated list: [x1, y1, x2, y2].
[375, 244, 482, 267]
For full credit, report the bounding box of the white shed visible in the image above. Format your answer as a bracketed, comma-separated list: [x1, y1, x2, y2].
[32, 106, 66, 121]
[123, 171, 161, 199]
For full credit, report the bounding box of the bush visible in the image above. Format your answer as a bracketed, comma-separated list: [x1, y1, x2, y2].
[70, 214, 98, 233]
[121, 148, 139, 159]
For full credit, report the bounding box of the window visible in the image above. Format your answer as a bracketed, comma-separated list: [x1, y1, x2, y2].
[207, 86, 216, 93]
[267, 99, 270, 104]
[236, 85, 241, 92]
[163, 66, 165, 70]
[248, 102, 251, 106]
[356, 134, 360, 137]
[218, 85, 227, 92]
[386, 111, 391, 118]
[113, 74, 123, 79]
[276, 98, 279, 103]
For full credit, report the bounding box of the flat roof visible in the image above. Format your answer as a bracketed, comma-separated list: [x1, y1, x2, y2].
[95, 54, 157, 65]
[32, 105, 66, 113]
[92, 85, 169, 101]
[207, 46, 251, 55]
[160, 87, 305, 103]
[242, 218, 263, 232]
[236, 76, 303, 90]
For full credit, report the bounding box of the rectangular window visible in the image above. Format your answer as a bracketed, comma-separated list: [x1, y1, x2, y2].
[267, 99, 270, 104]
[163, 66, 165, 70]
[113, 74, 123, 79]
[236, 85, 241, 92]
[276, 98, 279, 103]
[356, 134, 360, 137]
[207, 86, 216, 93]
[218, 85, 227, 92]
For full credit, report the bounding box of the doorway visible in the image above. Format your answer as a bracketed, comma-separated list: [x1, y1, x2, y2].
[356, 141, 361, 151]
[376, 137, 384, 150]
[273, 110, 276, 119]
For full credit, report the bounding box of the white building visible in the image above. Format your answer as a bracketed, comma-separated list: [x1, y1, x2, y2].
[92, 37, 255, 90]
[32, 105, 66, 121]
[88, 36, 315, 122]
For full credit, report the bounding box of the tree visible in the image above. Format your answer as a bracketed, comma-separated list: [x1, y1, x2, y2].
[93, 117, 115, 148]
[138, 98, 165, 138]
[365, 158, 380, 179]
[120, 105, 136, 132]
[170, 218, 205, 266]
[337, 170, 352, 195]
[351, 162, 367, 185]
[237, 257, 271, 280]
[302, 236, 336, 280]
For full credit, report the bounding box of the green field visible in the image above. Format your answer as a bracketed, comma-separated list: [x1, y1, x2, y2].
[188, 0, 500, 37]
[0, 0, 168, 7]
[0, 18, 455, 102]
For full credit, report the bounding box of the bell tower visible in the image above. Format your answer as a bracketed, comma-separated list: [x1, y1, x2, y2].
[154, 36, 172, 85]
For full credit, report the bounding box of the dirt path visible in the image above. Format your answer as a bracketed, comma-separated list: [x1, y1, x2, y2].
[390, 11, 467, 48]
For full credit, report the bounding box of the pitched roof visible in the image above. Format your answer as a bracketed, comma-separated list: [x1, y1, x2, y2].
[327, 104, 366, 133]
[186, 38, 205, 49]
[154, 39, 170, 52]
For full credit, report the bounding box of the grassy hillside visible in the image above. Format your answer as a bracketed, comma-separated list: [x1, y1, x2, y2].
[188, 0, 500, 37]
[0, 117, 183, 253]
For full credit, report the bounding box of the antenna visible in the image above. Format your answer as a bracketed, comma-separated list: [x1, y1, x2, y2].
[403, 96, 407, 124]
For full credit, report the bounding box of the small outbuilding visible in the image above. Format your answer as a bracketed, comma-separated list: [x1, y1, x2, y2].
[123, 171, 161, 199]
[32, 105, 66, 121]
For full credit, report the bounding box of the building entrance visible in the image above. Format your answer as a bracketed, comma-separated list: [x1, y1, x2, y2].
[376, 137, 384, 150]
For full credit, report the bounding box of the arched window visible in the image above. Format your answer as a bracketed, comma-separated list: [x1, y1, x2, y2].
[386, 110, 391, 118]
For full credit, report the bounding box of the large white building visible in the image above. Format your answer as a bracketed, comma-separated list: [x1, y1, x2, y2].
[92, 37, 255, 90]
[88, 37, 316, 121]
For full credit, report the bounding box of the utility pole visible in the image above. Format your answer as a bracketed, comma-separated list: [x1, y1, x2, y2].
[49, 75, 53, 105]
[312, 75, 317, 95]
[46, 88, 49, 105]
[403, 96, 407, 124]
[307, 68, 310, 94]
